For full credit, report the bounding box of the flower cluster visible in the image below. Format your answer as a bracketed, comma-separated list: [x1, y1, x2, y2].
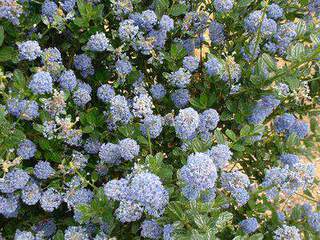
[0, 0, 319, 239]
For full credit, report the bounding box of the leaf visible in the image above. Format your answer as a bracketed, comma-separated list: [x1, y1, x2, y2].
[53, 230, 64, 240]
[238, 0, 255, 7]
[261, 53, 277, 72]
[0, 26, 4, 47]
[240, 125, 251, 137]
[214, 129, 225, 144]
[170, 43, 187, 60]
[287, 43, 305, 61]
[225, 129, 237, 141]
[214, 212, 233, 229]
[166, 201, 187, 221]
[154, 0, 170, 16]
[249, 233, 264, 240]
[169, 4, 188, 16]
[0, 47, 18, 62]
[296, 20, 306, 37]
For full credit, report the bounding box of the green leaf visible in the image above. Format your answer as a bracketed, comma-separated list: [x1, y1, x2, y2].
[214, 129, 225, 144]
[225, 129, 237, 141]
[284, 75, 300, 90]
[231, 143, 245, 152]
[169, 4, 188, 16]
[261, 53, 277, 72]
[0, 47, 18, 62]
[296, 20, 306, 37]
[154, 0, 170, 16]
[170, 43, 187, 60]
[240, 125, 251, 137]
[0, 26, 4, 47]
[214, 212, 233, 229]
[249, 233, 264, 240]
[287, 43, 305, 61]
[53, 230, 64, 240]
[238, 0, 255, 8]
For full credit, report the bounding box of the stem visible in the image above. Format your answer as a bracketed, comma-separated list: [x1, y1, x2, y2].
[147, 128, 153, 155]
[250, 0, 270, 65]
[295, 192, 318, 203]
[73, 166, 98, 190]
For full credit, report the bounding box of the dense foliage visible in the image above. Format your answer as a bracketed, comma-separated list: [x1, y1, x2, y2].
[0, 0, 320, 239]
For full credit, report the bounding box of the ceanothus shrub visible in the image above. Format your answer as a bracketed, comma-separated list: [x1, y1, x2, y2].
[0, 0, 319, 239]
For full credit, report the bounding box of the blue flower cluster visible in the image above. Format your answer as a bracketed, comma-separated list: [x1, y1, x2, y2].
[221, 171, 250, 206]
[99, 138, 139, 164]
[262, 163, 315, 200]
[274, 113, 309, 139]
[104, 171, 169, 222]
[0, 0, 318, 238]
[239, 217, 259, 234]
[248, 95, 280, 124]
[274, 225, 301, 240]
[180, 152, 217, 200]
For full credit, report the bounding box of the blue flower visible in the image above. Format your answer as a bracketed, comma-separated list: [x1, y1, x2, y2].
[180, 153, 217, 195]
[248, 95, 280, 124]
[239, 218, 259, 234]
[21, 183, 41, 205]
[84, 138, 101, 154]
[60, 0, 76, 12]
[34, 161, 55, 180]
[118, 138, 140, 161]
[130, 172, 169, 217]
[198, 109, 220, 133]
[73, 88, 92, 107]
[115, 200, 144, 223]
[274, 225, 301, 240]
[116, 59, 133, 76]
[17, 139, 36, 160]
[40, 188, 62, 212]
[33, 219, 57, 237]
[163, 224, 174, 240]
[59, 70, 78, 92]
[14, 230, 34, 240]
[171, 88, 190, 109]
[307, 212, 320, 233]
[174, 107, 199, 140]
[140, 115, 163, 139]
[64, 226, 88, 240]
[183, 56, 199, 73]
[267, 4, 283, 20]
[279, 153, 299, 167]
[150, 84, 166, 100]
[0, 168, 30, 193]
[86, 32, 112, 52]
[209, 20, 225, 45]
[119, 19, 139, 42]
[64, 188, 93, 208]
[41, 0, 58, 23]
[274, 113, 296, 133]
[110, 95, 132, 124]
[104, 179, 130, 201]
[168, 68, 192, 88]
[74, 54, 94, 78]
[29, 71, 53, 95]
[286, 120, 309, 139]
[18, 41, 42, 61]
[160, 15, 174, 31]
[208, 144, 233, 169]
[140, 220, 162, 239]
[99, 143, 122, 164]
[0, 0, 23, 25]
[205, 57, 222, 76]
[213, 0, 234, 12]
